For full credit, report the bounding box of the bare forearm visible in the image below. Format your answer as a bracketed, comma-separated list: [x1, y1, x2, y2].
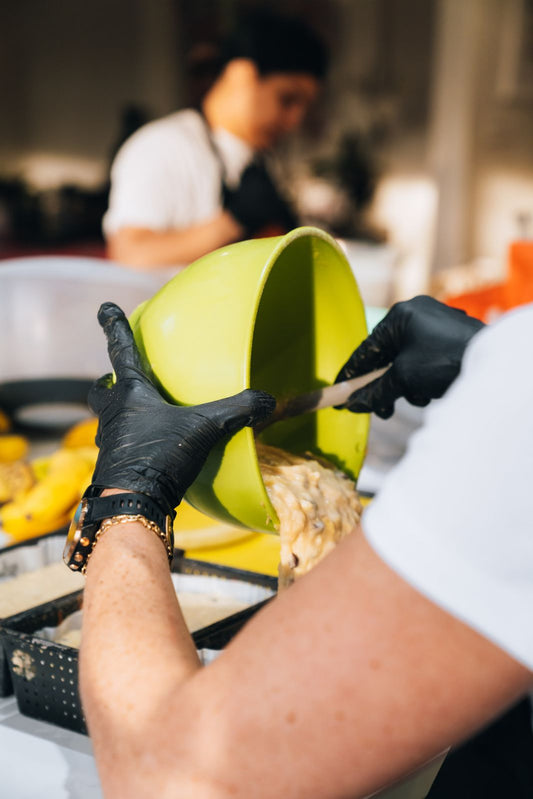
[80, 525, 532, 799]
[80, 521, 200, 783]
[107, 212, 243, 268]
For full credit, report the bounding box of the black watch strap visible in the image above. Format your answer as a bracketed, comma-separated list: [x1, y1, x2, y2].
[64, 490, 175, 573]
[85, 493, 171, 531]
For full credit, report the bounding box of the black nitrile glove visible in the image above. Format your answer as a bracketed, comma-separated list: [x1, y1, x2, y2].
[223, 161, 298, 236]
[335, 295, 485, 419]
[88, 302, 276, 514]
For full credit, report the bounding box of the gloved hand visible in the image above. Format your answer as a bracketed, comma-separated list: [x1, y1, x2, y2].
[223, 161, 298, 237]
[88, 302, 275, 514]
[335, 295, 484, 419]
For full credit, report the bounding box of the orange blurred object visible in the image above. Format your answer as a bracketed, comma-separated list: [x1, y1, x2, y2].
[446, 241, 533, 322]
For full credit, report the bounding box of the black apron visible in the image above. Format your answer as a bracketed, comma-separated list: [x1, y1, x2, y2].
[198, 110, 298, 236]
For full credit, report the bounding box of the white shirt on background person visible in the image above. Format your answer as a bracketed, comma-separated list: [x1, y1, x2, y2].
[103, 109, 254, 237]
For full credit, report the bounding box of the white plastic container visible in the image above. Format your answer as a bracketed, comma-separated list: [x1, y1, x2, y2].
[0, 256, 166, 380]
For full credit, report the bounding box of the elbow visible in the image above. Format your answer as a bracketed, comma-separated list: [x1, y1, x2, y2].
[106, 229, 158, 269]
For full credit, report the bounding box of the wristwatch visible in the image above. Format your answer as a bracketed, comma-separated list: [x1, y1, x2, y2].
[63, 486, 175, 573]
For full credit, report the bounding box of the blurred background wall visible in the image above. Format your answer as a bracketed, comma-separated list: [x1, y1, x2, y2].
[0, 0, 184, 186]
[1, 0, 533, 301]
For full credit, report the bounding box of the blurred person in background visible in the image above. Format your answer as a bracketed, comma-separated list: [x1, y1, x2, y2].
[103, 10, 327, 269]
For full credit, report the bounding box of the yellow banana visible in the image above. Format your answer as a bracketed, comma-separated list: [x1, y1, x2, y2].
[62, 417, 98, 449]
[0, 435, 29, 463]
[48, 445, 98, 473]
[31, 455, 51, 482]
[1, 450, 92, 541]
[1, 506, 73, 540]
[76, 445, 99, 469]
[77, 463, 96, 498]
[31, 446, 98, 483]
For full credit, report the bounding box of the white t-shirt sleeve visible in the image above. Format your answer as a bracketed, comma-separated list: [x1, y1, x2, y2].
[103, 123, 193, 235]
[363, 304, 533, 670]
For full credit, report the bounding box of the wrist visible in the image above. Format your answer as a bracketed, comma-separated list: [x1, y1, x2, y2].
[85, 519, 171, 579]
[95, 513, 173, 566]
[64, 489, 175, 573]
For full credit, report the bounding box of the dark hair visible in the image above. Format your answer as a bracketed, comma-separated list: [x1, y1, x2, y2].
[219, 9, 328, 79]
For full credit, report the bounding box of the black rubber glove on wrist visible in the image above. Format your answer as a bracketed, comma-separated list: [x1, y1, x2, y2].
[223, 161, 298, 237]
[88, 302, 276, 515]
[335, 295, 485, 419]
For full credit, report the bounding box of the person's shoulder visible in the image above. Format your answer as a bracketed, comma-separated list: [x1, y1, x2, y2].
[170, 108, 208, 137]
[456, 303, 533, 408]
[465, 303, 533, 364]
[137, 109, 205, 139]
[494, 302, 533, 336]
[114, 109, 204, 162]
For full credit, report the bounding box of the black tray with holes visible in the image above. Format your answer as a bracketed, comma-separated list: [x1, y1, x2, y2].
[0, 557, 277, 735]
[0, 532, 69, 697]
[2, 591, 84, 729]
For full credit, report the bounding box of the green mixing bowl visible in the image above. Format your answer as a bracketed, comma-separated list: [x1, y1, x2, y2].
[129, 226, 369, 533]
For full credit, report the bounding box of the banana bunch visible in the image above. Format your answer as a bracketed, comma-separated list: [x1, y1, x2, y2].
[0, 405, 29, 464]
[0, 410, 33, 504]
[62, 417, 98, 449]
[0, 410, 30, 462]
[0, 461, 34, 504]
[0, 435, 29, 462]
[0, 418, 99, 542]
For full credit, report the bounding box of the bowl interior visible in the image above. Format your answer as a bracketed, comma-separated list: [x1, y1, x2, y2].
[250, 234, 368, 473]
[131, 228, 369, 533]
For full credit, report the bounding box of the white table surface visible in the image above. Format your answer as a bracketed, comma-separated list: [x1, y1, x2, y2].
[0, 695, 102, 798]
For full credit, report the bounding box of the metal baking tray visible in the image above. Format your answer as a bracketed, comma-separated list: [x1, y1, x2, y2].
[1, 557, 277, 734]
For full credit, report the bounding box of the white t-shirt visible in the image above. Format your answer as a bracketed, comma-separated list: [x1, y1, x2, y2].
[103, 109, 254, 236]
[363, 304, 533, 670]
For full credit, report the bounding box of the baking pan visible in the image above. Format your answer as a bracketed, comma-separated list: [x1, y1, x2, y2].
[0, 532, 67, 696]
[1, 557, 277, 734]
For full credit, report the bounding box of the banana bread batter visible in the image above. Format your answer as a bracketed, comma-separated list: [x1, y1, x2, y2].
[257, 444, 362, 588]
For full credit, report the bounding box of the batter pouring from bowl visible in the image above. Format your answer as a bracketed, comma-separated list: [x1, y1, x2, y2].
[257, 442, 362, 587]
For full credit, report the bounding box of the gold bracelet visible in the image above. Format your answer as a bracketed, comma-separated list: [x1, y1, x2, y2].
[90, 514, 173, 569]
